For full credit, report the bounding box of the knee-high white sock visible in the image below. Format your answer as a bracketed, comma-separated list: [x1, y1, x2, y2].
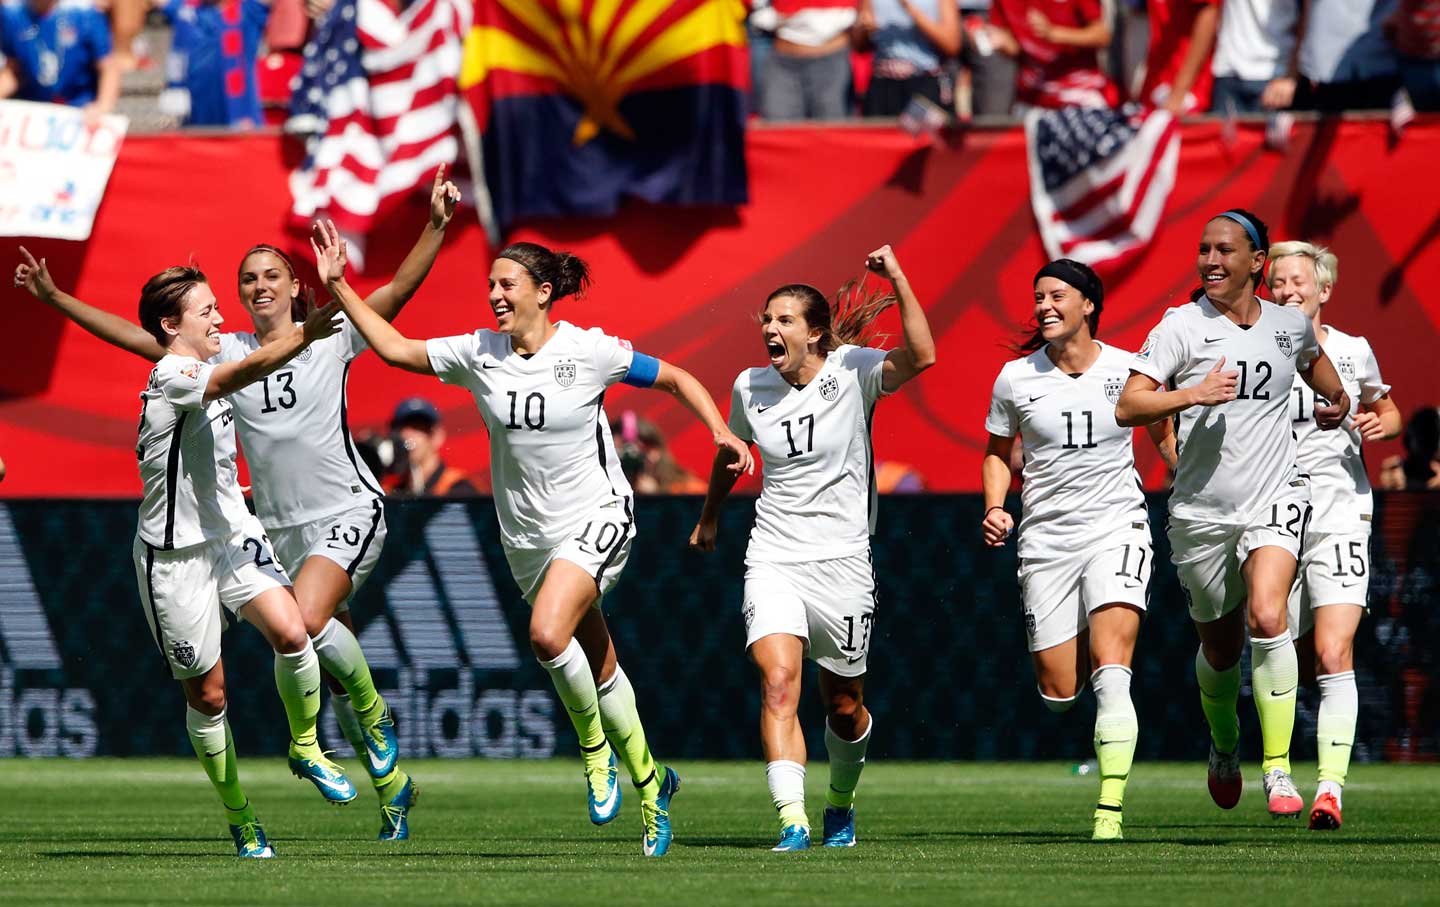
[766, 759, 808, 830]
[824, 717, 871, 810]
[1091, 665, 1138, 811]
[539, 638, 607, 755]
[1316, 670, 1358, 797]
[273, 639, 322, 750]
[597, 665, 662, 797]
[1249, 631, 1299, 775]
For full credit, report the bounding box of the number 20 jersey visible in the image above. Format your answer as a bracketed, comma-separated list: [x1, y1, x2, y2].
[986, 342, 1148, 560]
[728, 344, 889, 565]
[427, 321, 634, 550]
[1132, 297, 1320, 524]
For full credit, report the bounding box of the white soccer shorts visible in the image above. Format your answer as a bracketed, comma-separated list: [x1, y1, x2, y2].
[1017, 525, 1152, 653]
[269, 501, 387, 614]
[742, 552, 877, 678]
[1287, 529, 1371, 638]
[505, 499, 635, 606]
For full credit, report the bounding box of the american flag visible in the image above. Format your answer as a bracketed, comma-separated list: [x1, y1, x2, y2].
[287, 0, 469, 265]
[1023, 104, 1180, 270]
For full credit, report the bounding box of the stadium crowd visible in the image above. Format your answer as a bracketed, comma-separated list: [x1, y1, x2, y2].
[1, 0, 1438, 130]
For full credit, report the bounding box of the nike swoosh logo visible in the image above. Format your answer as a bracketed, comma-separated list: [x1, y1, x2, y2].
[304, 688, 318, 697]
[1123, 581, 1143, 589]
[312, 773, 350, 794]
[594, 779, 619, 812]
[1029, 394, 1048, 402]
[1097, 738, 1134, 746]
[1330, 741, 1352, 748]
[368, 746, 390, 773]
[1204, 336, 1224, 343]
[482, 361, 501, 369]
[1270, 687, 1297, 698]
[756, 405, 773, 413]
[1340, 580, 1363, 588]
[847, 654, 864, 664]
[204, 748, 228, 758]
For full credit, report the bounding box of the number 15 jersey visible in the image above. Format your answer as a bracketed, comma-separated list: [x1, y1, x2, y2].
[729, 344, 889, 565]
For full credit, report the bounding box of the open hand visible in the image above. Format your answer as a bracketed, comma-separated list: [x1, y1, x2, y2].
[310, 219, 347, 285]
[302, 299, 344, 344]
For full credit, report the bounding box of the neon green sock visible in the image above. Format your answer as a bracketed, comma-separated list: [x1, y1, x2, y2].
[539, 639, 607, 754]
[312, 619, 380, 717]
[778, 800, 809, 831]
[824, 718, 871, 810]
[186, 706, 248, 815]
[376, 767, 410, 803]
[1316, 671, 1357, 785]
[596, 666, 662, 801]
[1194, 647, 1241, 754]
[1092, 666, 1138, 810]
[274, 642, 322, 750]
[1250, 632, 1298, 774]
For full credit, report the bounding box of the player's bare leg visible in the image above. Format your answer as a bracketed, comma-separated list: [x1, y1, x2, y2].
[818, 668, 868, 847]
[751, 633, 810, 850]
[1243, 546, 1304, 818]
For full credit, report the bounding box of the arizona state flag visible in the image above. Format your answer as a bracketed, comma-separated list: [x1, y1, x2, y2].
[460, 0, 749, 232]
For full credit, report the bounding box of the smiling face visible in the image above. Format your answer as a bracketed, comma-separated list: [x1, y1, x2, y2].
[760, 295, 822, 373]
[488, 257, 551, 335]
[1268, 254, 1331, 318]
[1033, 276, 1094, 346]
[237, 250, 299, 324]
[1197, 218, 1264, 305]
[163, 283, 224, 357]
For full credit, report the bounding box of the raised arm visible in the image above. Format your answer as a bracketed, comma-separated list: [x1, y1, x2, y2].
[205, 301, 342, 403]
[313, 220, 434, 375]
[1300, 350, 1351, 431]
[1162, 3, 1219, 114]
[650, 361, 754, 476]
[363, 165, 460, 321]
[901, 0, 961, 57]
[1027, 8, 1111, 49]
[867, 245, 936, 394]
[14, 246, 165, 361]
[981, 433, 1016, 547]
[1115, 359, 1238, 427]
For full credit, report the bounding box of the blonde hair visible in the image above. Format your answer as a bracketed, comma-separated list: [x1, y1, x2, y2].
[1268, 240, 1339, 291]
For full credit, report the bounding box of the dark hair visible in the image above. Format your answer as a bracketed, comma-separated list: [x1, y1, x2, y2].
[1197, 208, 1271, 297]
[1401, 406, 1440, 488]
[763, 281, 895, 355]
[139, 266, 209, 346]
[1017, 259, 1104, 354]
[239, 244, 306, 322]
[498, 242, 590, 303]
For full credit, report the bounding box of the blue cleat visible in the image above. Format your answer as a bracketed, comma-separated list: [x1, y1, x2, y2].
[586, 749, 622, 826]
[772, 823, 811, 852]
[288, 744, 358, 805]
[822, 806, 856, 847]
[359, 703, 399, 780]
[641, 766, 680, 857]
[229, 820, 275, 858]
[378, 775, 419, 841]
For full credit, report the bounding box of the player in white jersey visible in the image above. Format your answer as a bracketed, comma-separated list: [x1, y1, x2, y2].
[1116, 209, 1351, 820]
[10, 169, 461, 839]
[982, 260, 1176, 842]
[688, 245, 936, 852]
[14, 254, 352, 857]
[1268, 241, 1402, 831]
[312, 221, 752, 857]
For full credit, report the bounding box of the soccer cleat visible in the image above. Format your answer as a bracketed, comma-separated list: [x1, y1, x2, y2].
[359, 703, 399, 781]
[1207, 744, 1243, 810]
[1263, 768, 1303, 819]
[641, 766, 680, 857]
[378, 775, 419, 841]
[772, 823, 811, 852]
[586, 750, 622, 826]
[822, 806, 856, 847]
[229, 820, 275, 858]
[1092, 807, 1124, 842]
[1308, 791, 1342, 830]
[288, 744, 358, 805]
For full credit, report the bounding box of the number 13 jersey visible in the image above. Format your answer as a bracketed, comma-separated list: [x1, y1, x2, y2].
[427, 321, 634, 550]
[729, 344, 889, 564]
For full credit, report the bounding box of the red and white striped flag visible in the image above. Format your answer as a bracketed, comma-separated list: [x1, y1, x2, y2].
[288, 0, 469, 268]
[1023, 104, 1180, 270]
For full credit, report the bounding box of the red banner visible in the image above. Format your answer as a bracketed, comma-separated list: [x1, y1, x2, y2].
[3, 119, 1438, 496]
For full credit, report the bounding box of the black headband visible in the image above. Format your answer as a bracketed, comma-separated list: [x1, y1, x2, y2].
[1035, 260, 1104, 308]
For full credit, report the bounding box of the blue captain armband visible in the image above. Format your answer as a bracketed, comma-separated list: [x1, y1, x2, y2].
[622, 352, 661, 388]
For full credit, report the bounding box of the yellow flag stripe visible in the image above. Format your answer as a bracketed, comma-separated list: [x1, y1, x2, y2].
[609, 0, 746, 88]
[460, 26, 567, 90]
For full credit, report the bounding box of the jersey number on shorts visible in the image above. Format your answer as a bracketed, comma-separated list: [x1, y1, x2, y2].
[326, 524, 363, 548]
[781, 414, 815, 458]
[260, 371, 297, 413]
[242, 536, 276, 568]
[1235, 360, 1272, 401]
[1060, 410, 1098, 449]
[573, 520, 624, 555]
[1265, 501, 1308, 539]
[839, 613, 873, 655]
[1115, 544, 1147, 583]
[1331, 541, 1367, 577]
[505, 391, 546, 431]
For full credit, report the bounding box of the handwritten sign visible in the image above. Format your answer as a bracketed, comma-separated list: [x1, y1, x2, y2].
[0, 100, 128, 241]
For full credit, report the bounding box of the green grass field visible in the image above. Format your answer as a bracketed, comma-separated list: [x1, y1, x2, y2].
[3, 759, 1437, 906]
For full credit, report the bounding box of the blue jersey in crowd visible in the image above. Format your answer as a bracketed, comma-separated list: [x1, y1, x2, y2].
[163, 0, 269, 127]
[0, 0, 112, 106]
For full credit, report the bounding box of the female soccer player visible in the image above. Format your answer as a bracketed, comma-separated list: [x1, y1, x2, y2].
[14, 255, 348, 858]
[981, 259, 1175, 842]
[1269, 241, 1401, 830]
[11, 167, 461, 840]
[312, 221, 753, 858]
[689, 245, 936, 852]
[1116, 210, 1350, 819]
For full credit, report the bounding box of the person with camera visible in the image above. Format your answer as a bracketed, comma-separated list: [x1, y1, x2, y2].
[382, 397, 480, 497]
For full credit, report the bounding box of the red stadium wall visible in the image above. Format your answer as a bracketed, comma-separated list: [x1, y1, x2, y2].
[3, 118, 1438, 497]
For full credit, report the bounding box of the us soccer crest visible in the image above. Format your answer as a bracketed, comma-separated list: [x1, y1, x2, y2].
[819, 375, 840, 401]
[1104, 376, 1124, 404]
[170, 639, 197, 669]
[553, 362, 576, 387]
[1338, 358, 1356, 381]
[1273, 331, 1294, 359]
[742, 600, 756, 631]
[295, 347, 313, 363]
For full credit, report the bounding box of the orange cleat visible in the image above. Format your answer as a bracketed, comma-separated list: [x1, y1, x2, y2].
[1309, 792, 1343, 830]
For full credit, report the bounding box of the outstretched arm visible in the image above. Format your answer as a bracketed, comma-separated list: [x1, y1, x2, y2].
[981, 433, 1016, 547]
[363, 165, 460, 322]
[313, 220, 434, 375]
[650, 361, 754, 476]
[205, 301, 342, 403]
[14, 246, 165, 361]
[868, 245, 936, 394]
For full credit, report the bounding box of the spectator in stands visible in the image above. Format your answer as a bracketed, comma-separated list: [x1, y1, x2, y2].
[756, 1, 858, 120]
[1387, 0, 1440, 111]
[384, 397, 479, 497]
[0, 0, 122, 121]
[985, 0, 1116, 111]
[611, 411, 707, 495]
[1210, 0, 1300, 113]
[158, 0, 270, 128]
[958, 2, 1018, 117]
[1380, 406, 1440, 490]
[1140, 0, 1220, 114]
[1292, 0, 1402, 111]
[99, 0, 149, 71]
[855, 0, 962, 116]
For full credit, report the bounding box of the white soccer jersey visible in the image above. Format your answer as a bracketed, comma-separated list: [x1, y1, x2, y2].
[215, 316, 383, 528]
[427, 321, 634, 549]
[985, 342, 1149, 559]
[135, 355, 253, 549]
[1132, 297, 1320, 524]
[1289, 326, 1390, 534]
[729, 344, 888, 564]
